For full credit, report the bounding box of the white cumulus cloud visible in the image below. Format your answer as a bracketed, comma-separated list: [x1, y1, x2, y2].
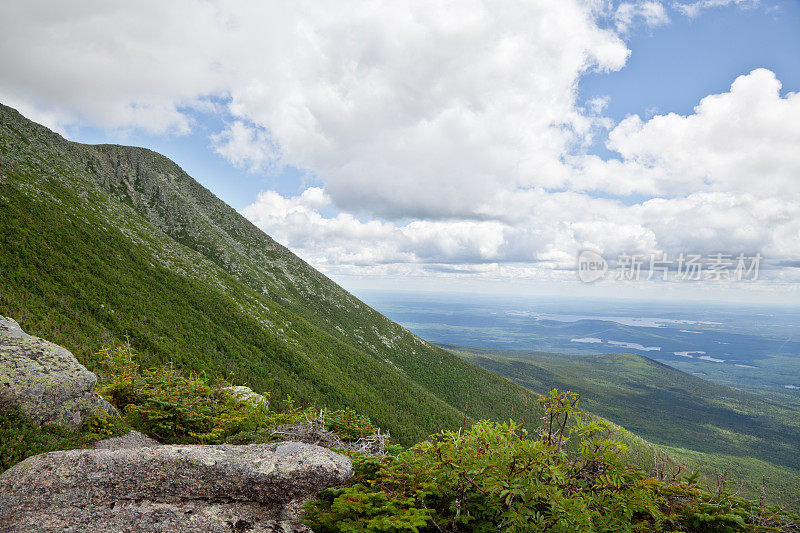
[674, 0, 759, 18]
[615, 2, 670, 32]
[242, 69, 800, 279]
[211, 121, 281, 173]
[604, 69, 800, 199]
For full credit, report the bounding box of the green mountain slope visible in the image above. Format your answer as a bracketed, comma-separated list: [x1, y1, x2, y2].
[0, 103, 556, 445]
[452, 345, 800, 498]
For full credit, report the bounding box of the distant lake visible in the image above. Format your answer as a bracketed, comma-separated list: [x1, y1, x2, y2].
[354, 290, 800, 395]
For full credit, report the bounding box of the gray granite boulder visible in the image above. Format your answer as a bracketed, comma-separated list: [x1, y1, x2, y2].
[0, 316, 118, 427]
[0, 440, 353, 532]
[225, 385, 270, 410]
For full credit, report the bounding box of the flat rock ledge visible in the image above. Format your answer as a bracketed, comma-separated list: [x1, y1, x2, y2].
[0, 440, 353, 532]
[0, 316, 118, 427]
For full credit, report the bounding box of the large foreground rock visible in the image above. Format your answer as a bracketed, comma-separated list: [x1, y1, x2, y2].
[0, 440, 353, 532]
[0, 316, 118, 427]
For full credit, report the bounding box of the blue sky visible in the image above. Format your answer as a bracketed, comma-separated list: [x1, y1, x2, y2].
[1, 0, 799, 303]
[585, 1, 800, 121]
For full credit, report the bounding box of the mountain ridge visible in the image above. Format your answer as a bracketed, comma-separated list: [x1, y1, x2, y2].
[0, 102, 540, 445]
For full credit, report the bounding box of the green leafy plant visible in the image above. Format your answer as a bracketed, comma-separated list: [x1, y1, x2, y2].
[81, 409, 129, 442]
[323, 408, 378, 441]
[303, 389, 800, 532]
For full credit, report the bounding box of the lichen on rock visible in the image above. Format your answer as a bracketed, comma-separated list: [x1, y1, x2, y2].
[0, 316, 118, 428]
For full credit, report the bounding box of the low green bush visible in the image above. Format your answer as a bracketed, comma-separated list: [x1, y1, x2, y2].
[96, 344, 384, 446]
[0, 406, 128, 473]
[98, 344, 291, 444]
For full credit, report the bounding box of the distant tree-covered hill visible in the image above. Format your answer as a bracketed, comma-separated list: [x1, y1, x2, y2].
[452, 344, 800, 501]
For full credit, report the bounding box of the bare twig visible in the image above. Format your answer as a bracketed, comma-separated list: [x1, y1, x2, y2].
[460, 390, 470, 434]
[521, 396, 528, 434]
[271, 409, 390, 456]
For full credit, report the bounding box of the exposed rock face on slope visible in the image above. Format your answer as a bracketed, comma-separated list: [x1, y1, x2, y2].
[0, 439, 352, 532]
[0, 316, 117, 427]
